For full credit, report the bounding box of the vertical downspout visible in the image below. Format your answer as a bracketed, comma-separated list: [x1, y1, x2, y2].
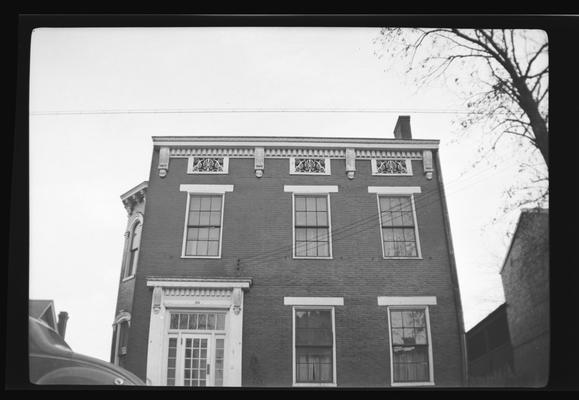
[434, 150, 469, 386]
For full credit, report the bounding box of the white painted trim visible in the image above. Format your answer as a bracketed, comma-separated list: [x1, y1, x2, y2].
[377, 296, 437, 306]
[375, 193, 423, 259]
[147, 280, 251, 289]
[187, 156, 230, 174]
[289, 157, 332, 175]
[291, 306, 338, 387]
[179, 184, 234, 194]
[386, 305, 435, 387]
[290, 192, 334, 259]
[153, 138, 440, 150]
[120, 181, 148, 202]
[284, 297, 344, 306]
[371, 159, 413, 176]
[284, 185, 339, 193]
[368, 186, 422, 194]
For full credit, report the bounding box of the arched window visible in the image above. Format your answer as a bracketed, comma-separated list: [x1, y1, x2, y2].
[113, 313, 131, 366]
[123, 220, 142, 279]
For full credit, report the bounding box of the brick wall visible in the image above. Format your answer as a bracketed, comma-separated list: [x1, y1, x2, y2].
[122, 149, 465, 386]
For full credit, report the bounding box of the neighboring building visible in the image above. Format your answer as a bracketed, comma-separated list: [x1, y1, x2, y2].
[465, 303, 514, 384]
[29, 299, 69, 339]
[110, 116, 467, 387]
[500, 208, 549, 387]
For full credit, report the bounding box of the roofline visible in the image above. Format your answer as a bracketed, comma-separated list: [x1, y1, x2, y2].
[498, 208, 549, 275]
[120, 181, 148, 201]
[151, 136, 440, 150]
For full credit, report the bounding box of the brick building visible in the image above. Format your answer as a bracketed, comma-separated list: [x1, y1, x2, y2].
[110, 117, 467, 387]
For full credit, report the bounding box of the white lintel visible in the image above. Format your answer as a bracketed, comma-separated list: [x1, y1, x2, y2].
[368, 186, 422, 195]
[179, 184, 234, 194]
[284, 185, 339, 193]
[377, 296, 437, 306]
[283, 297, 344, 306]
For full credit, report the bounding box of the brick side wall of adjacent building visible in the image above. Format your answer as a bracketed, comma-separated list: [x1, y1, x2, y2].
[124, 149, 464, 386]
[501, 213, 549, 387]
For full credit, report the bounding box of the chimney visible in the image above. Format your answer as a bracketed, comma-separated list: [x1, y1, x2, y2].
[393, 115, 412, 140]
[57, 311, 69, 339]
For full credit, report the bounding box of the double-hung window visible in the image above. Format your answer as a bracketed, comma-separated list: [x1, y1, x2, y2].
[180, 185, 234, 258]
[378, 296, 436, 386]
[284, 185, 337, 259]
[369, 186, 422, 259]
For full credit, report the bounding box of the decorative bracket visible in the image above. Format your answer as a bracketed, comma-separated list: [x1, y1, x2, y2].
[345, 148, 356, 179]
[423, 150, 434, 180]
[254, 147, 265, 178]
[231, 287, 243, 315]
[158, 147, 170, 178]
[152, 286, 163, 314]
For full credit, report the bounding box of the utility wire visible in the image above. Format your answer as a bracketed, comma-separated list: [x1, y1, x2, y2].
[29, 107, 498, 116]
[231, 159, 520, 267]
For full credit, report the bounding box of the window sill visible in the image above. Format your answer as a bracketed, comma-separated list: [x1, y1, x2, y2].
[391, 381, 435, 387]
[181, 256, 222, 259]
[382, 257, 423, 260]
[293, 382, 337, 387]
[293, 256, 333, 260]
[121, 275, 135, 283]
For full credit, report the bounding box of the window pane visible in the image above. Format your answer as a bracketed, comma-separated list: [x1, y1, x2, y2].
[306, 197, 317, 211]
[306, 228, 317, 241]
[189, 211, 200, 226]
[306, 212, 317, 226]
[390, 311, 403, 327]
[197, 241, 209, 256]
[382, 228, 394, 241]
[393, 228, 405, 242]
[393, 346, 429, 383]
[207, 241, 219, 256]
[210, 196, 222, 211]
[209, 211, 221, 225]
[296, 347, 333, 383]
[317, 211, 328, 226]
[381, 212, 393, 226]
[379, 197, 391, 211]
[317, 228, 329, 242]
[187, 228, 199, 240]
[316, 197, 327, 211]
[405, 242, 417, 257]
[383, 242, 395, 257]
[189, 196, 201, 211]
[296, 211, 306, 226]
[216, 314, 225, 330]
[188, 314, 198, 330]
[207, 314, 215, 330]
[399, 197, 412, 211]
[198, 228, 209, 240]
[198, 314, 207, 330]
[199, 212, 210, 225]
[179, 314, 189, 330]
[200, 197, 211, 210]
[296, 242, 307, 257]
[401, 211, 414, 226]
[306, 242, 317, 257]
[185, 241, 198, 256]
[390, 197, 401, 211]
[295, 196, 306, 211]
[403, 228, 416, 242]
[392, 328, 404, 345]
[295, 228, 306, 241]
[208, 227, 220, 240]
[170, 314, 179, 329]
[391, 212, 403, 226]
[317, 242, 329, 257]
[415, 328, 427, 344]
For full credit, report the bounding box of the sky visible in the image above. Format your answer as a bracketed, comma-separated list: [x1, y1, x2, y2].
[28, 27, 546, 362]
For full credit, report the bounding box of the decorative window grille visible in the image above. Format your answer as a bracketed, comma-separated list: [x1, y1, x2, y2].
[295, 309, 334, 383]
[290, 157, 331, 175]
[188, 157, 229, 174]
[372, 159, 412, 175]
[389, 308, 431, 383]
[378, 196, 419, 257]
[169, 312, 226, 331]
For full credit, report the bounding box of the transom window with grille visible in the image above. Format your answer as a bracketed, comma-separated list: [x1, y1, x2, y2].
[294, 309, 335, 384]
[184, 195, 223, 257]
[294, 195, 331, 258]
[378, 196, 420, 258]
[388, 308, 432, 384]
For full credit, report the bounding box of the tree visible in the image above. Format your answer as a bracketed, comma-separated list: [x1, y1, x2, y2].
[374, 29, 549, 208]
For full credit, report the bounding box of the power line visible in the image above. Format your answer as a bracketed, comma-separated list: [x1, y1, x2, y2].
[29, 107, 496, 116]
[231, 159, 520, 267]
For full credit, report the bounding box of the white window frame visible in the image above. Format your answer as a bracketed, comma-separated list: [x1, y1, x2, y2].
[368, 186, 422, 260]
[289, 157, 332, 175]
[121, 214, 144, 282]
[187, 156, 229, 174]
[112, 313, 131, 366]
[378, 296, 435, 387]
[180, 185, 234, 259]
[289, 304, 339, 387]
[284, 185, 338, 260]
[371, 159, 413, 176]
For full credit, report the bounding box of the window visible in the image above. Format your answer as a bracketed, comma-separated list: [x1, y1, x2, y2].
[122, 220, 142, 279]
[183, 195, 223, 257]
[290, 157, 331, 175]
[388, 307, 433, 386]
[187, 157, 229, 174]
[378, 196, 420, 258]
[371, 159, 413, 176]
[113, 319, 130, 366]
[294, 309, 334, 384]
[294, 195, 331, 258]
